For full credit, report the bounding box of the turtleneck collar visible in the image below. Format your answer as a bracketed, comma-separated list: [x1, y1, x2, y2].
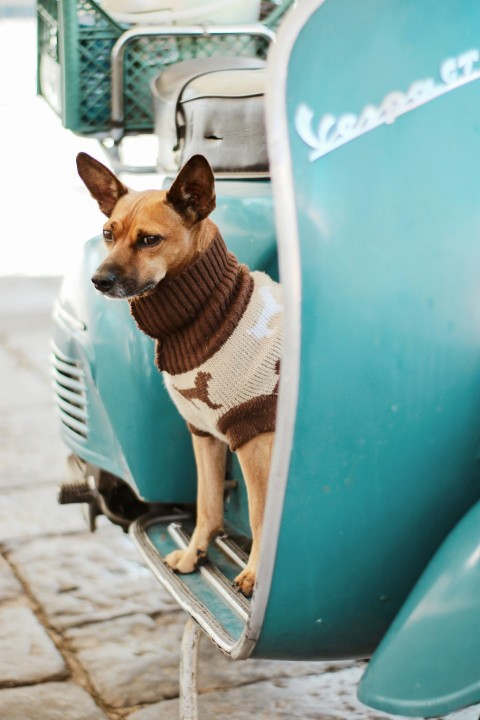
[130, 232, 253, 374]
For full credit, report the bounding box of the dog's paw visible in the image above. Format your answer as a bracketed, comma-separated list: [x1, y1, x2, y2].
[165, 548, 206, 574]
[233, 568, 256, 597]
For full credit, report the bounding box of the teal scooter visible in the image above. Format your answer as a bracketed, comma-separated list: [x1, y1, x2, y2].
[53, 0, 480, 717]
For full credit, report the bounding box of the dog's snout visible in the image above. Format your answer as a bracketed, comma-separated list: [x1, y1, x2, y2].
[92, 270, 117, 293]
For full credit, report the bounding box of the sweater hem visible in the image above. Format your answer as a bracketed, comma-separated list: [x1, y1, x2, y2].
[218, 393, 277, 451]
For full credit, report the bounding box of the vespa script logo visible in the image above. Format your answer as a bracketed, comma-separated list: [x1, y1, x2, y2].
[296, 49, 480, 161]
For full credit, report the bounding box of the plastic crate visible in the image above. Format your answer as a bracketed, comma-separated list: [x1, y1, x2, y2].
[36, 0, 291, 137]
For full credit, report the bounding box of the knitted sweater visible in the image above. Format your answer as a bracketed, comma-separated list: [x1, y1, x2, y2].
[130, 232, 283, 450]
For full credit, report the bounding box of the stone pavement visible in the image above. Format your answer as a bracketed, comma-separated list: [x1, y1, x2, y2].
[1, 280, 480, 720]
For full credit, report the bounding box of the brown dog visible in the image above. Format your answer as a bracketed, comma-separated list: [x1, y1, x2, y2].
[76, 153, 283, 596]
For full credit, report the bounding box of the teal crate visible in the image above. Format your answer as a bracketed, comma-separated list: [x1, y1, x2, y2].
[36, 0, 291, 137]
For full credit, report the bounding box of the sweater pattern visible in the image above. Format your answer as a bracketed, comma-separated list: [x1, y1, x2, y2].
[130, 232, 283, 450]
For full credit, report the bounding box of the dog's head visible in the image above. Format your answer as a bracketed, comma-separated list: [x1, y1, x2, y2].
[76, 153, 216, 299]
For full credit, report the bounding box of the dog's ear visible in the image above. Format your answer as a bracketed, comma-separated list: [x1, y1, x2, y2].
[166, 155, 216, 225]
[76, 153, 128, 217]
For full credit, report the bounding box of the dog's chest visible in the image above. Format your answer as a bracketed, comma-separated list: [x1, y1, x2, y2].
[163, 271, 282, 440]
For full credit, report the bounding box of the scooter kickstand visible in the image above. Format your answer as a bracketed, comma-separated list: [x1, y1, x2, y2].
[179, 618, 201, 720]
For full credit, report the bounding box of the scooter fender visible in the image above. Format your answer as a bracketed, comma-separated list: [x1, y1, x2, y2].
[358, 500, 480, 717]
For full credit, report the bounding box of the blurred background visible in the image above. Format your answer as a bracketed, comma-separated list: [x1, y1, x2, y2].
[1, 4, 96, 276]
[0, 0, 158, 278]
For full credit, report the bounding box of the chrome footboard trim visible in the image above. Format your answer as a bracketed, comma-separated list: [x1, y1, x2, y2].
[167, 523, 249, 621]
[130, 514, 249, 655]
[214, 534, 248, 569]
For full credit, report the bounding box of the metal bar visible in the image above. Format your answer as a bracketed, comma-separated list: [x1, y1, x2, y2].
[110, 22, 276, 140]
[51, 356, 85, 378]
[214, 534, 248, 569]
[168, 522, 250, 620]
[58, 409, 88, 436]
[53, 302, 87, 332]
[98, 138, 157, 176]
[52, 369, 86, 394]
[56, 396, 88, 421]
[179, 618, 201, 720]
[50, 342, 76, 364]
[262, 0, 295, 28]
[53, 383, 88, 410]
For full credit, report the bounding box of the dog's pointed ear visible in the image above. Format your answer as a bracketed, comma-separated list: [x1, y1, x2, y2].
[166, 155, 216, 225]
[76, 153, 128, 217]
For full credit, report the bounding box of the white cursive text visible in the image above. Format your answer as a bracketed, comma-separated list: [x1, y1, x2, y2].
[296, 49, 480, 161]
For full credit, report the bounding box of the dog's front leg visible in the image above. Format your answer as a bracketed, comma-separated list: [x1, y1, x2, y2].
[234, 432, 274, 597]
[166, 434, 227, 573]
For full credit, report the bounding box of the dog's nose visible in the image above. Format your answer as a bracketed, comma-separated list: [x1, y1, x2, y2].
[91, 271, 116, 293]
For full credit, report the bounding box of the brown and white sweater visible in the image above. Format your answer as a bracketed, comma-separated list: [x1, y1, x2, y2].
[130, 232, 283, 451]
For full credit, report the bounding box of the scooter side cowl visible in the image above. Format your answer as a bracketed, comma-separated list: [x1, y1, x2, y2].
[358, 501, 480, 717]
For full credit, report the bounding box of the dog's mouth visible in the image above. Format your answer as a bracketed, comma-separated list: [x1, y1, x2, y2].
[130, 281, 160, 298]
[112, 281, 158, 300]
[92, 273, 159, 299]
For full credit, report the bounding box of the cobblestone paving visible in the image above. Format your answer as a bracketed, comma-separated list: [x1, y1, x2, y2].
[1, 277, 478, 720]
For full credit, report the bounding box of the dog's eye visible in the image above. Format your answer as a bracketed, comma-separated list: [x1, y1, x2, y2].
[103, 229, 113, 242]
[140, 235, 163, 247]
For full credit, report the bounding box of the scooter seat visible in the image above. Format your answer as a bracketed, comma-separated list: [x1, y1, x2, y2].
[151, 57, 267, 175]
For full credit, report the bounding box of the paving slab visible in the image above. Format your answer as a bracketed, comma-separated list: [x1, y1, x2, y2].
[446, 709, 480, 720]
[0, 606, 67, 686]
[65, 611, 354, 708]
[0, 345, 52, 412]
[6, 527, 179, 629]
[0, 483, 86, 542]
[66, 613, 181, 707]
[0, 278, 60, 320]
[0, 556, 22, 602]
[0, 405, 67, 490]
[0, 279, 59, 386]
[129, 666, 389, 720]
[0, 682, 108, 720]
[130, 669, 480, 720]
[1, 320, 56, 383]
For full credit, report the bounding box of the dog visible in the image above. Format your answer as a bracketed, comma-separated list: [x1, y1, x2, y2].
[76, 152, 283, 597]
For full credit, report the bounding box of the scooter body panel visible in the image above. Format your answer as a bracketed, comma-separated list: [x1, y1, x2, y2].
[358, 500, 480, 717]
[256, 0, 480, 661]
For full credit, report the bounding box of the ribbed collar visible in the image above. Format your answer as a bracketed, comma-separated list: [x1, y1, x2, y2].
[130, 232, 253, 374]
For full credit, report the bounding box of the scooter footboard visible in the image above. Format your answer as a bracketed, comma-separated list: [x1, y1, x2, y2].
[130, 513, 251, 654]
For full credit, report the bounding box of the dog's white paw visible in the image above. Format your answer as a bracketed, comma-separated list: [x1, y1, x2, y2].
[165, 548, 206, 574]
[233, 568, 256, 597]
